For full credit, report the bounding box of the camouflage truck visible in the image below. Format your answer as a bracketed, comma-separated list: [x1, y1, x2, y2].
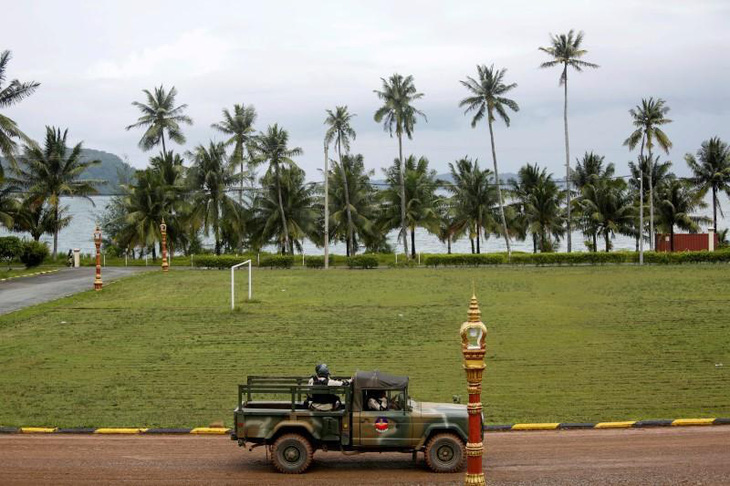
[232, 371, 473, 474]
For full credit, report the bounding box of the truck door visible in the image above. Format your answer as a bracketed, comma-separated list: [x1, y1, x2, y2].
[355, 389, 416, 447]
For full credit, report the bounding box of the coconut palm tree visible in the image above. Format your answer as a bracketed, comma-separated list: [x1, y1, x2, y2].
[628, 155, 673, 251]
[211, 104, 257, 204]
[579, 176, 633, 252]
[447, 157, 498, 254]
[324, 106, 357, 255]
[655, 179, 708, 251]
[459, 64, 519, 257]
[252, 165, 318, 254]
[126, 85, 192, 153]
[11, 127, 100, 258]
[327, 153, 376, 256]
[623, 97, 673, 249]
[187, 142, 243, 255]
[0, 50, 40, 164]
[572, 153, 615, 251]
[250, 124, 303, 254]
[121, 168, 167, 260]
[12, 199, 70, 241]
[511, 163, 548, 253]
[0, 166, 18, 228]
[685, 137, 730, 232]
[539, 30, 599, 253]
[379, 155, 441, 257]
[374, 74, 426, 259]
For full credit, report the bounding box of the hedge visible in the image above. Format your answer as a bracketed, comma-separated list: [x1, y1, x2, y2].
[304, 256, 334, 268]
[425, 254, 505, 267]
[347, 255, 379, 269]
[191, 254, 254, 269]
[259, 255, 294, 269]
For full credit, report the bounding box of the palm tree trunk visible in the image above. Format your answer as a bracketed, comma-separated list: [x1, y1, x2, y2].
[648, 148, 654, 251]
[532, 234, 537, 254]
[476, 231, 480, 254]
[593, 232, 597, 253]
[638, 137, 645, 256]
[275, 164, 290, 254]
[161, 131, 167, 154]
[712, 186, 717, 232]
[338, 142, 355, 257]
[470, 237, 474, 254]
[670, 225, 674, 252]
[411, 228, 416, 258]
[447, 234, 452, 254]
[398, 131, 409, 259]
[605, 231, 610, 252]
[52, 200, 59, 259]
[563, 67, 572, 253]
[487, 116, 511, 258]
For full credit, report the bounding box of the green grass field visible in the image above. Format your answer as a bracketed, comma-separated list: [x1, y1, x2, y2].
[0, 265, 62, 279]
[0, 265, 728, 427]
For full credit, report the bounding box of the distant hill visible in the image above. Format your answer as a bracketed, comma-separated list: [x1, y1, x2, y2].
[0, 148, 135, 195]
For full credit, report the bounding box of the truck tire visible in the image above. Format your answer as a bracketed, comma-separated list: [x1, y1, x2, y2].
[271, 433, 313, 474]
[425, 433, 465, 473]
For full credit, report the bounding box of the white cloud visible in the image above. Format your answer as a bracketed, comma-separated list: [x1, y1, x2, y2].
[86, 29, 233, 80]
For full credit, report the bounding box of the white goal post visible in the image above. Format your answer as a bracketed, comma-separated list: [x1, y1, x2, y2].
[231, 260, 252, 309]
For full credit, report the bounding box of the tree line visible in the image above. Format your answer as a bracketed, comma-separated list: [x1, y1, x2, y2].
[1, 32, 729, 260]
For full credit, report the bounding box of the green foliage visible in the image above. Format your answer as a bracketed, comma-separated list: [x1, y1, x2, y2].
[19, 240, 49, 268]
[192, 254, 254, 269]
[346, 254, 378, 269]
[304, 256, 333, 268]
[425, 253, 505, 267]
[259, 255, 294, 269]
[0, 236, 22, 265]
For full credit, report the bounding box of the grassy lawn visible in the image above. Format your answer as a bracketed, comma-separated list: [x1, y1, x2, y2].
[0, 265, 728, 427]
[0, 265, 62, 280]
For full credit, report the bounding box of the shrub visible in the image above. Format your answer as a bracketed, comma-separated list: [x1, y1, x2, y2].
[259, 255, 294, 269]
[305, 256, 334, 268]
[192, 254, 254, 269]
[19, 240, 49, 268]
[346, 255, 378, 269]
[424, 254, 505, 267]
[0, 236, 23, 267]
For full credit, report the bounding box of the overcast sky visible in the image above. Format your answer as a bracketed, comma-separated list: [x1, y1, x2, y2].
[4, 0, 730, 180]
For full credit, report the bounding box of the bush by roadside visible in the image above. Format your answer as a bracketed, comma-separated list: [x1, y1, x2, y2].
[347, 255, 379, 269]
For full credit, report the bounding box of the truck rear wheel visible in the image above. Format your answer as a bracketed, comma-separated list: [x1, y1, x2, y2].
[271, 433, 313, 474]
[425, 433, 465, 473]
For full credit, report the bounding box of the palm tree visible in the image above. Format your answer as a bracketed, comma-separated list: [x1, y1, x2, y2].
[572, 153, 615, 251]
[685, 137, 730, 232]
[655, 180, 708, 251]
[628, 155, 673, 251]
[250, 124, 302, 254]
[0, 166, 18, 228]
[327, 153, 376, 256]
[211, 104, 257, 204]
[11, 127, 100, 258]
[374, 74, 426, 259]
[525, 173, 566, 252]
[12, 199, 70, 241]
[579, 176, 633, 252]
[122, 168, 167, 260]
[623, 97, 673, 249]
[379, 155, 441, 257]
[447, 157, 498, 254]
[187, 142, 243, 255]
[459, 64, 519, 257]
[511, 163, 548, 253]
[539, 30, 599, 253]
[0, 50, 40, 164]
[324, 106, 357, 255]
[126, 85, 192, 153]
[253, 165, 318, 254]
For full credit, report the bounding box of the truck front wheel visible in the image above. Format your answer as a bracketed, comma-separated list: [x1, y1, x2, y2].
[271, 433, 313, 474]
[425, 433, 465, 473]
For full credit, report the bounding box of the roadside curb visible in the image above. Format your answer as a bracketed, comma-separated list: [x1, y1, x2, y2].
[0, 269, 60, 282]
[2, 418, 729, 435]
[484, 418, 730, 431]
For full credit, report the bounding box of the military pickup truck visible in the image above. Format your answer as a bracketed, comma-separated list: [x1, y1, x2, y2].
[232, 371, 473, 474]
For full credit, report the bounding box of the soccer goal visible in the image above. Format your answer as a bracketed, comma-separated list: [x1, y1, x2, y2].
[231, 260, 252, 309]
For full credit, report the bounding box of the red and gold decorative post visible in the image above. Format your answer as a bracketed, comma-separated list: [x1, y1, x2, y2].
[160, 219, 169, 273]
[460, 293, 487, 486]
[93, 225, 103, 291]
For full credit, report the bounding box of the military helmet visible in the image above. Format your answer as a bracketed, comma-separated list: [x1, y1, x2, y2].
[315, 363, 330, 377]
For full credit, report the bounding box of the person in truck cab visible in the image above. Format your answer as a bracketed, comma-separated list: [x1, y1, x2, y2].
[306, 363, 349, 411]
[367, 390, 388, 411]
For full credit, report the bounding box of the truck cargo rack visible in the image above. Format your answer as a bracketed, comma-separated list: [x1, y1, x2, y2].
[238, 376, 351, 411]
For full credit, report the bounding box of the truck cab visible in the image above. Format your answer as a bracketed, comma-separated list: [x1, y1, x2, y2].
[233, 371, 470, 474]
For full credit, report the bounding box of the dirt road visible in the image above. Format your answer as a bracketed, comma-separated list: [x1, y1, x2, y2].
[1, 427, 729, 485]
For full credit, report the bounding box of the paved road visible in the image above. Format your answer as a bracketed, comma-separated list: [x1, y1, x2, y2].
[1, 427, 728, 485]
[0, 267, 151, 315]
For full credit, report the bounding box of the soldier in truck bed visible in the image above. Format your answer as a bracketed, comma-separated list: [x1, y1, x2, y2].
[306, 363, 349, 411]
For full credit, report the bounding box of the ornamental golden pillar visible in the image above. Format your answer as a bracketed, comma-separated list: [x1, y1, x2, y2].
[93, 224, 103, 291]
[460, 293, 486, 486]
[160, 219, 169, 273]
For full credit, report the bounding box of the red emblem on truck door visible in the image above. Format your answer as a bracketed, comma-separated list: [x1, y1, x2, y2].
[375, 417, 389, 433]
